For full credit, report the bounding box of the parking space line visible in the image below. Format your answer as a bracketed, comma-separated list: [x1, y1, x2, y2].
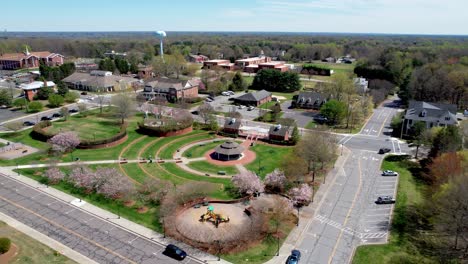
[377, 188, 396, 191]
[366, 213, 390, 217]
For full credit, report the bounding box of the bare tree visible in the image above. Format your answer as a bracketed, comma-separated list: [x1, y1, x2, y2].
[198, 103, 215, 124]
[111, 93, 136, 124]
[96, 93, 106, 114]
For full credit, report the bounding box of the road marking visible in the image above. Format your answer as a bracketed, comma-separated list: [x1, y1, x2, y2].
[377, 188, 396, 191]
[0, 194, 138, 264]
[64, 209, 75, 215]
[128, 236, 138, 244]
[47, 201, 59, 206]
[328, 158, 363, 264]
[365, 219, 390, 223]
[366, 213, 390, 217]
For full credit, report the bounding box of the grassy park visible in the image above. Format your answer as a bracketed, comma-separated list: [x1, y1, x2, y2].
[0, 221, 77, 264]
[245, 144, 293, 178]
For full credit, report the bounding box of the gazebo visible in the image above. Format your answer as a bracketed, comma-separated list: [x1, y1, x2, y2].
[213, 141, 245, 161]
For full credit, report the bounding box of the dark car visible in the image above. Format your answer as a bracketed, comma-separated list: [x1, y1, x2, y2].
[163, 244, 187, 261]
[376, 196, 396, 204]
[52, 113, 62, 118]
[313, 115, 328, 124]
[378, 148, 391, 154]
[80, 91, 87, 95]
[40, 116, 52, 121]
[23, 121, 36, 126]
[286, 249, 301, 264]
[69, 109, 79, 113]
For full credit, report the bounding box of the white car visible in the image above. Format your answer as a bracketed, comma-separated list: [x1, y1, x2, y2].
[221, 92, 230, 96]
[247, 106, 255, 111]
[382, 170, 398, 176]
[238, 105, 246, 109]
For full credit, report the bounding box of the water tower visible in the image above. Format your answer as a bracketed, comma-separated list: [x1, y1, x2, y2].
[155, 31, 166, 62]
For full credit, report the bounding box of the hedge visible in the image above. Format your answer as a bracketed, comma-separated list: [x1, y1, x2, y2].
[30, 121, 54, 141]
[0, 237, 11, 254]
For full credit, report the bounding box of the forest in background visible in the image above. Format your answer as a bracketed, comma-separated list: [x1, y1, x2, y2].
[1, 32, 467, 109]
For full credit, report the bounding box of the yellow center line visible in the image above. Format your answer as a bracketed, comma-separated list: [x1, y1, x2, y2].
[0, 195, 137, 264]
[328, 155, 363, 264]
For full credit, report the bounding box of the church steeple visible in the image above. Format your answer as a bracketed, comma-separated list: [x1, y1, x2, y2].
[24, 46, 30, 56]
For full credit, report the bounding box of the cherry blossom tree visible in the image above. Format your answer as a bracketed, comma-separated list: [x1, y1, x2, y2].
[231, 170, 264, 196]
[69, 165, 96, 192]
[264, 169, 287, 194]
[288, 184, 313, 206]
[96, 168, 134, 199]
[44, 167, 65, 184]
[49, 131, 80, 153]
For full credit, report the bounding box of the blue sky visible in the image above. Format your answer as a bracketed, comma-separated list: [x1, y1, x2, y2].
[2, 0, 467, 34]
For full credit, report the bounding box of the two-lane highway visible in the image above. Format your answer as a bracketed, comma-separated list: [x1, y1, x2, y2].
[0, 173, 203, 264]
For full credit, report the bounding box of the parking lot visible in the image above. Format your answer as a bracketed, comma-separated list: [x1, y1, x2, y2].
[203, 92, 263, 120]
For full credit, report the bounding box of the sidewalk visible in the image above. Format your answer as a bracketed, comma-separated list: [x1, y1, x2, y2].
[264, 146, 351, 264]
[0, 166, 231, 264]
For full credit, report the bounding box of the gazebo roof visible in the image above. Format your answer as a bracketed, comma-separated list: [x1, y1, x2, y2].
[214, 141, 245, 156]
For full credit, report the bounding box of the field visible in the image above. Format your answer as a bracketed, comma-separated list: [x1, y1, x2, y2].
[0, 221, 77, 264]
[245, 144, 293, 178]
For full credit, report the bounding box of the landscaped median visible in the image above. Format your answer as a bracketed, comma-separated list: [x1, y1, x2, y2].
[352, 155, 431, 263]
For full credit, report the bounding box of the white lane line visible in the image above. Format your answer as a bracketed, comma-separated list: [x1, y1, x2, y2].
[365, 219, 390, 223]
[47, 201, 59, 206]
[377, 188, 396, 191]
[366, 213, 390, 217]
[128, 236, 138, 244]
[64, 208, 75, 215]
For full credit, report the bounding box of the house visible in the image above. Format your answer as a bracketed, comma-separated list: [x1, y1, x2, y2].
[223, 118, 242, 135]
[20, 81, 55, 101]
[354, 77, 368, 95]
[142, 77, 199, 102]
[188, 54, 209, 63]
[268, 124, 289, 142]
[62, 71, 138, 92]
[233, 90, 272, 107]
[292, 91, 327, 109]
[402, 100, 458, 135]
[137, 65, 153, 79]
[202, 60, 231, 70]
[0, 49, 64, 70]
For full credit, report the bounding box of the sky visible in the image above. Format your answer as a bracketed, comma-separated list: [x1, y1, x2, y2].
[2, 0, 467, 35]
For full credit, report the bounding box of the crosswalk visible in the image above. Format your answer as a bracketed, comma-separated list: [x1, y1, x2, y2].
[314, 214, 387, 240]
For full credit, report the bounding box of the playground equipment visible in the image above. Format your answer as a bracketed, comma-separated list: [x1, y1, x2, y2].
[199, 205, 230, 228]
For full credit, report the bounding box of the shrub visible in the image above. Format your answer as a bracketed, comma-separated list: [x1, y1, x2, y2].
[0, 237, 11, 254]
[27, 101, 43, 113]
[31, 121, 54, 141]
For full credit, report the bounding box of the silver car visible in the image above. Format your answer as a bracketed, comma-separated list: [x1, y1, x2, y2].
[382, 170, 398, 176]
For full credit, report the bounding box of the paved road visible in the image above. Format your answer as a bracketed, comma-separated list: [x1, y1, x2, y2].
[290, 98, 410, 264]
[0, 173, 203, 264]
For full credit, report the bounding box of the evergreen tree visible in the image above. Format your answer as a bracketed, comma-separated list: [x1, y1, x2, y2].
[57, 81, 69, 96]
[0, 90, 12, 106]
[291, 124, 300, 145]
[229, 71, 246, 91]
[250, 69, 301, 92]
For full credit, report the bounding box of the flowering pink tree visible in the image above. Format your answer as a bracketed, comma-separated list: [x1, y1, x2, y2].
[44, 167, 65, 184]
[96, 168, 134, 199]
[264, 169, 287, 194]
[231, 170, 264, 195]
[288, 184, 313, 206]
[69, 166, 96, 192]
[49, 131, 80, 153]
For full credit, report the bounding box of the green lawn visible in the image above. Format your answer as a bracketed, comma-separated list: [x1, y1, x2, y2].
[0, 221, 77, 264]
[45, 114, 121, 141]
[352, 156, 431, 264]
[187, 160, 238, 175]
[305, 121, 318, 129]
[183, 140, 228, 158]
[158, 132, 215, 159]
[245, 144, 293, 178]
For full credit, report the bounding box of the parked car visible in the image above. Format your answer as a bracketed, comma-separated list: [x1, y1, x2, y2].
[52, 113, 62, 118]
[314, 115, 328, 124]
[205, 98, 213, 102]
[378, 148, 391, 154]
[69, 109, 79, 113]
[163, 244, 187, 261]
[23, 121, 36, 126]
[221, 91, 230, 96]
[376, 196, 396, 204]
[40, 116, 52, 121]
[286, 249, 301, 264]
[227, 90, 235, 95]
[238, 105, 246, 109]
[80, 91, 87, 95]
[247, 106, 255, 111]
[382, 170, 398, 176]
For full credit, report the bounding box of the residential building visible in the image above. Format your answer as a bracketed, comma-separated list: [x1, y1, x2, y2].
[0, 49, 64, 70]
[223, 118, 242, 135]
[188, 54, 209, 63]
[202, 60, 231, 70]
[268, 124, 289, 142]
[233, 90, 272, 107]
[402, 100, 458, 135]
[142, 77, 199, 102]
[354, 77, 368, 95]
[292, 91, 327, 109]
[137, 65, 153, 79]
[20, 81, 55, 101]
[62, 71, 138, 92]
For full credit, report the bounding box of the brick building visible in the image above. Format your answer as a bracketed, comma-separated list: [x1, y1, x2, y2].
[62, 71, 138, 92]
[19, 81, 55, 101]
[142, 77, 199, 102]
[268, 124, 289, 142]
[0, 49, 64, 70]
[233, 89, 272, 107]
